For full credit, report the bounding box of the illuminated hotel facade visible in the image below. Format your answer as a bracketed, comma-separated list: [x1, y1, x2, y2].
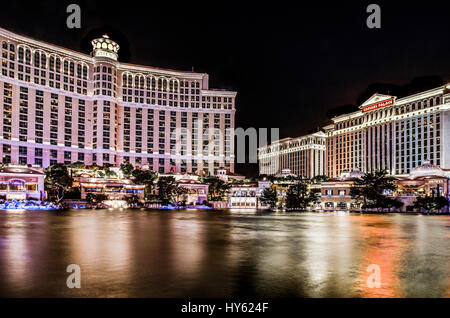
[258, 132, 327, 178]
[259, 85, 450, 180]
[0, 28, 236, 174]
[325, 88, 450, 178]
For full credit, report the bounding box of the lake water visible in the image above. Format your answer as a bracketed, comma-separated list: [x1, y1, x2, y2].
[1, 209, 450, 298]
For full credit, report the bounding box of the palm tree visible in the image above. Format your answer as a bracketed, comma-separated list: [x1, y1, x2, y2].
[44, 164, 74, 203]
[201, 176, 230, 201]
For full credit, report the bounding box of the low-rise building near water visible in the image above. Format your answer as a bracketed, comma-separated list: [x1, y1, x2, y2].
[0, 164, 45, 200]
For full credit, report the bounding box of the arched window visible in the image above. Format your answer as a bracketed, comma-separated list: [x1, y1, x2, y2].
[18, 47, 24, 63]
[82, 65, 88, 80]
[49, 57, 55, 71]
[158, 78, 162, 90]
[55, 57, 61, 71]
[41, 54, 46, 68]
[69, 62, 74, 76]
[34, 52, 40, 67]
[63, 60, 69, 74]
[25, 49, 31, 65]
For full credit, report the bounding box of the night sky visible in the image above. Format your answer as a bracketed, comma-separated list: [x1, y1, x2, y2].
[1, 1, 450, 175]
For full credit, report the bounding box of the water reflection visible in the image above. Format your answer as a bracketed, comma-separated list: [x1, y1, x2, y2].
[0, 210, 449, 297]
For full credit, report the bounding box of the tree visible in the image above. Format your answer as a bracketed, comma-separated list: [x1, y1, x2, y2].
[285, 180, 314, 211]
[86, 193, 108, 205]
[350, 170, 398, 209]
[132, 169, 157, 200]
[125, 194, 141, 208]
[260, 187, 278, 209]
[70, 161, 86, 170]
[414, 196, 448, 212]
[98, 166, 117, 178]
[201, 176, 230, 201]
[120, 162, 134, 178]
[309, 188, 321, 204]
[157, 176, 179, 205]
[311, 175, 330, 184]
[44, 164, 73, 203]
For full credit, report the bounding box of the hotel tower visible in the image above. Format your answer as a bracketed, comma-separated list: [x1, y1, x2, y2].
[259, 84, 450, 179]
[258, 132, 327, 178]
[0, 27, 236, 174]
[325, 88, 450, 178]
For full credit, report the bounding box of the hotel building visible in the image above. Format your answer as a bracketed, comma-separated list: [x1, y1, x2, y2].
[325, 88, 450, 178]
[258, 131, 327, 178]
[0, 27, 236, 174]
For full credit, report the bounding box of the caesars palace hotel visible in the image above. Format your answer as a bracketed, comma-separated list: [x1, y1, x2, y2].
[0, 27, 236, 174]
[259, 85, 450, 178]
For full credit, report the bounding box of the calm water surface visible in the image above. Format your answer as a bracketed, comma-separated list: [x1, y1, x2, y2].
[1, 209, 450, 298]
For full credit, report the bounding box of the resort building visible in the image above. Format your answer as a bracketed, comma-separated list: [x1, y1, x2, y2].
[71, 167, 145, 201]
[0, 27, 236, 175]
[258, 132, 327, 178]
[320, 168, 365, 211]
[324, 87, 450, 178]
[228, 180, 271, 209]
[0, 164, 45, 200]
[395, 160, 450, 211]
[176, 178, 209, 205]
[216, 167, 246, 183]
[320, 162, 450, 212]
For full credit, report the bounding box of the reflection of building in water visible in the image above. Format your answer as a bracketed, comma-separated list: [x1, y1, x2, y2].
[358, 216, 403, 297]
[0, 164, 45, 200]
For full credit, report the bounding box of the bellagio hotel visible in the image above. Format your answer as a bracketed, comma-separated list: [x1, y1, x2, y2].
[0, 27, 236, 174]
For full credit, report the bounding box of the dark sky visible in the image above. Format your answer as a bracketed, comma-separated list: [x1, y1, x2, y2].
[1, 1, 450, 175]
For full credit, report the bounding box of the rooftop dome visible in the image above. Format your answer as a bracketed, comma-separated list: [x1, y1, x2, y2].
[339, 168, 364, 180]
[349, 167, 365, 178]
[410, 160, 444, 178]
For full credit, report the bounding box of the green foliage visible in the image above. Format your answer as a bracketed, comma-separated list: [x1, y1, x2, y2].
[310, 175, 330, 184]
[98, 166, 117, 178]
[157, 176, 179, 204]
[258, 174, 275, 182]
[44, 164, 74, 202]
[285, 180, 315, 210]
[309, 188, 321, 204]
[120, 162, 134, 178]
[70, 161, 86, 169]
[414, 196, 448, 211]
[132, 169, 158, 199]
[125, 194, 141, 207]
[350, 170, 398, 209]
[201, 176, 230, 201]
[260, 187, 278, 209]
[86, 193, 108, 204]
[65, 188, 81, 200]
